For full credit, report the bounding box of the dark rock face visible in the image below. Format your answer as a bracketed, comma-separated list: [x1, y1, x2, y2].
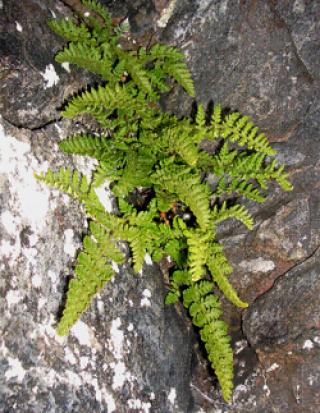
[0, 0, 95, 129]
[158, 1, 320, 412]
[1, 0, 319, 412]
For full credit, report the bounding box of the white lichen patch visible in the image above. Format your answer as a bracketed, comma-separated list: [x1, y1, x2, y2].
[63, 228, 77, 257]
[71, 320, 98, 347]
[234, 339, 248, 354]
[104, 393, 116, 413]
[157, 0, 178, 28]
[79, 357, 89, 370]
[140, 289, 152, 307]
[234, 384, 248, 394]
[263, 383, 271, 397]
[303, 339, 314, 350]
[61, 62, 71, 73]
[48, 270, 57, 285]
[167, 387, 176, 405]
[219, 0, 229, 15]
[0, 122, 50, 232]
[40, 64, 60, 89]
[293, 0, 305, 14]
[54, 122, 64, 137]
[15, 21, 23, 32]
[31, 273, 42, 288]
[106, 318, 137, 392]
[5, 356, 26, 382]
[111, 261, 120, 273]
[65, 370, 82, 387]
[96, 297, 105, 314]
[94, 184, 113, 213]
[64, 348, 77, 365]
[144, 253, 153, 265]
[73, 154, 98, 180]
[22, 245, 38, 269]
[307, 374, 316, 386]
[32, 363, 116, 411]
[266, 363, 280, 373]
[239, 257, 275, 273]
[1, 240, 19, 263]
[127, 398, 152, 413]
[37, 297, 47, 309]
[108, 318, 124, 360]
[313, 336, 320, 345]
[127, 323, 134, 332]
[109, 360, 134, 390]
[1, 210, 19, 235]
[6, 290, 24, 307]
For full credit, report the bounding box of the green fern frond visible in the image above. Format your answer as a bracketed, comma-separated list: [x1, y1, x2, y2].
[152, 166, 211, 230]
[38, 2, 294, 403]
[148, 43, 185, 62]
[167, 126, 199, 166]
[220, 112, 276, 156]
[115, 49, 154, 97]
[207, 249, 248, 309]
[227, 153, 293, 192]
[183, 280, 234, 402]
[211, 201, 254, 230]
[49, 18, 91, 43]
[59, 134, 113, 160]
[270, 164, 293, 191]
[126, 227, 146, 273]
[210, 104, 223, 138]
[82, 0, 112, 26]
[210, 141, 238, 175]
[183, 280, 213, 307]
[111, 150, 155, 197]
[196, 104, 206, 128]
[184, 229, 211, 282]
[61, 83, 134, 121]
[55, 42, 114, 79]
[90, 221, 124, 263]
[162, 60, 195, 97]
[217, 177, 266, 203]
[146, 43, 195, 96]
[147, 67, 171, 93]
[34, 168, 105, 218]
[35, 167, 89, 199]
[56, 222, 121, 335]
[201, 319, 233, 402]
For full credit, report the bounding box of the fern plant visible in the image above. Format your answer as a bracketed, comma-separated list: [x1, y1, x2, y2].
[36, 0, 292, 403]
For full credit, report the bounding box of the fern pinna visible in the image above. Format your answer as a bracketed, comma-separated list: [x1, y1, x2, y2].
[36, 0, 292, 403]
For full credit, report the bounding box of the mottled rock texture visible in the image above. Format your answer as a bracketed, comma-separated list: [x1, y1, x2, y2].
[1, 0, 319, 412]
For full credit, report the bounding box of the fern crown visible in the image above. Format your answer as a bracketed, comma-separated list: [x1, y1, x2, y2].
[37, 0, 292, 403]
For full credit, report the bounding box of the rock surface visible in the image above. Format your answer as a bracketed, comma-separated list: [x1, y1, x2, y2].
[1, 0, 320, 412]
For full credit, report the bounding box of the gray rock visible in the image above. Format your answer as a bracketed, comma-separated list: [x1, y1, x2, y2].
[0, 0, 95, 129]
[243, 247, 320, 348]
[1, 0, 320, 412]
[0, 118, 195, 412]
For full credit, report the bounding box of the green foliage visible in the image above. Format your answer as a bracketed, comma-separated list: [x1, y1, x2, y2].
[38, 1, 293, 403]
[183, 280, 233, 402]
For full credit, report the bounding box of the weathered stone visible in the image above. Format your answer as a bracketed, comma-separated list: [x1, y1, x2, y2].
[0, 0, 95, 129]
[1, 0, 320, 412]
[0, 115, 197, 412]
[243, 247, 320, 348]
